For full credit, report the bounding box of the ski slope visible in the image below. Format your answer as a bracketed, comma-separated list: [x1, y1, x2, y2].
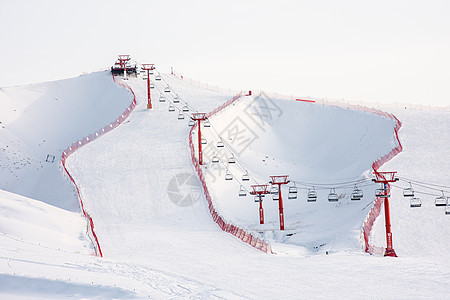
[196, 92, 397, 254]
[0, 72, 133, 211]
[371, 109, 450, 257]
[1, 70, 450, 298]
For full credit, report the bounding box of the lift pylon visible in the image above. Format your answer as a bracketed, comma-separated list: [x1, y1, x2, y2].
[251, 185, 270, 224]
[142, 64, 155, 109]
[191, 113, 207, 165]
[373, 171, 399, 257]
[118, 55, 130, 79]
[269, 175, 290, 230]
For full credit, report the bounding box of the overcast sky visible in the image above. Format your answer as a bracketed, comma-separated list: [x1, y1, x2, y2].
[1, 0, 449, 106]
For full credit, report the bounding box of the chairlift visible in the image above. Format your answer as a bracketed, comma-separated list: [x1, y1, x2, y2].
[228, 155, 236, 164]
[242, 173, 250, 181]
[435, 191, 446, 206]
[289, 183, 297, 194]
[273, 193, 279, 201]
[225, 171, 233, 181]
[307, 188, 317, 202]
[217, 140, 224, 148]
[164, 86, 170, 93]
[328, 188, 339, 202]
[376, 187, 389, 198]
[239, 186, 247, 197]
[201, 138, 207, 145]
[270, 186, 279, 194]
[177, 113, 185, 120]
[410, 197, 422, 208]
[182, 105, 189, 112]
[351, 186, 363, 201]
[212, 154, 219, 163]
[254, 195, 263, 202]
[403, 182, 414, 197]
[173, 96, 180, 103]
[288, 192, 297, 200]
[159, 95, 166, 102]
[168, 104, 175, 112]
[203, 119, 211, 127]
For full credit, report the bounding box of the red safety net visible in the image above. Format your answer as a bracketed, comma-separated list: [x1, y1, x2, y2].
[189, 94, 273, 254]
[60, 74, 137, 257]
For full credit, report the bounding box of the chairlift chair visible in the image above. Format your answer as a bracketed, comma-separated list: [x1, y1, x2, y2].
[155, 75, 162, 81]
[376, 188, 389, 198]
[182, 105, 189, 112]
[239, 186, 247, 197]
[254, 195, 263, 202]
[435, 191, 446, 206]
[212, 155, 219, 163]
[351, 186, 363, 201]
[273, 193, 279, 201]
[225, 171, 233, 181]
[188, 119, 195, 127]
[403, 183, 414, 197]
[173, 96, 180, 103]
[228, 155, 236, 164]
[288, 183, 298, 199]
[149, 70, 154, 75]
[159, 95, 166, 102]
[410, 197, 422, 208]
[270, 186, 279, 194]
[150, 83, 155, 89]
[142, 76, 148, 80]
[289, 184, 297, 194]
[307, 188, 317, 202]
[164, 86, 170, 93]
[288, 192, 297, 200]
[328, 188, 339, 202]
[201, 138, 207, 145]
[177, 113, 185, 120]
[203, 119, 211, 127]
[217, 140, 224, 148]
[242, 173, 250, 181]
[168, 104, 175, 112]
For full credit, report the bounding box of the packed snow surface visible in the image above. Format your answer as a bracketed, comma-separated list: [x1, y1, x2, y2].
[0, 70, 449, 299]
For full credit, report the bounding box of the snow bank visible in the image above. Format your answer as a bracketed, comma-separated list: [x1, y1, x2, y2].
[0, 189, 91, 253]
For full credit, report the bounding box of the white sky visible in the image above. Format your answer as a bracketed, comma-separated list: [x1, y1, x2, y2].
[1, 0, 449, 106]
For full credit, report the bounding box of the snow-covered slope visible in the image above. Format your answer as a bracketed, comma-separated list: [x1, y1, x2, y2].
[0, 189, 91, 253]
[372, 109, 450, 257]
[1, 70, 450, 299]
[0, 72, 132, 211]
[198, 93, 397, 253]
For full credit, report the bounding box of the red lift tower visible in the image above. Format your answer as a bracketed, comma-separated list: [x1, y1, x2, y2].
[142, 64, 154, 109]
[191, 113, 207, 165]
[251, 184, 270, 224]
[269, 175, 290, 231]
[373, 171, 399, 257]
[117, 55, 130, 79]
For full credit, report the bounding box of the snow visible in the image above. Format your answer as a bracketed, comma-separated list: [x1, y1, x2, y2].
[0, 69, 449, 299]
[371, 109, 450, 257]
[0, 71, 132, 211]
